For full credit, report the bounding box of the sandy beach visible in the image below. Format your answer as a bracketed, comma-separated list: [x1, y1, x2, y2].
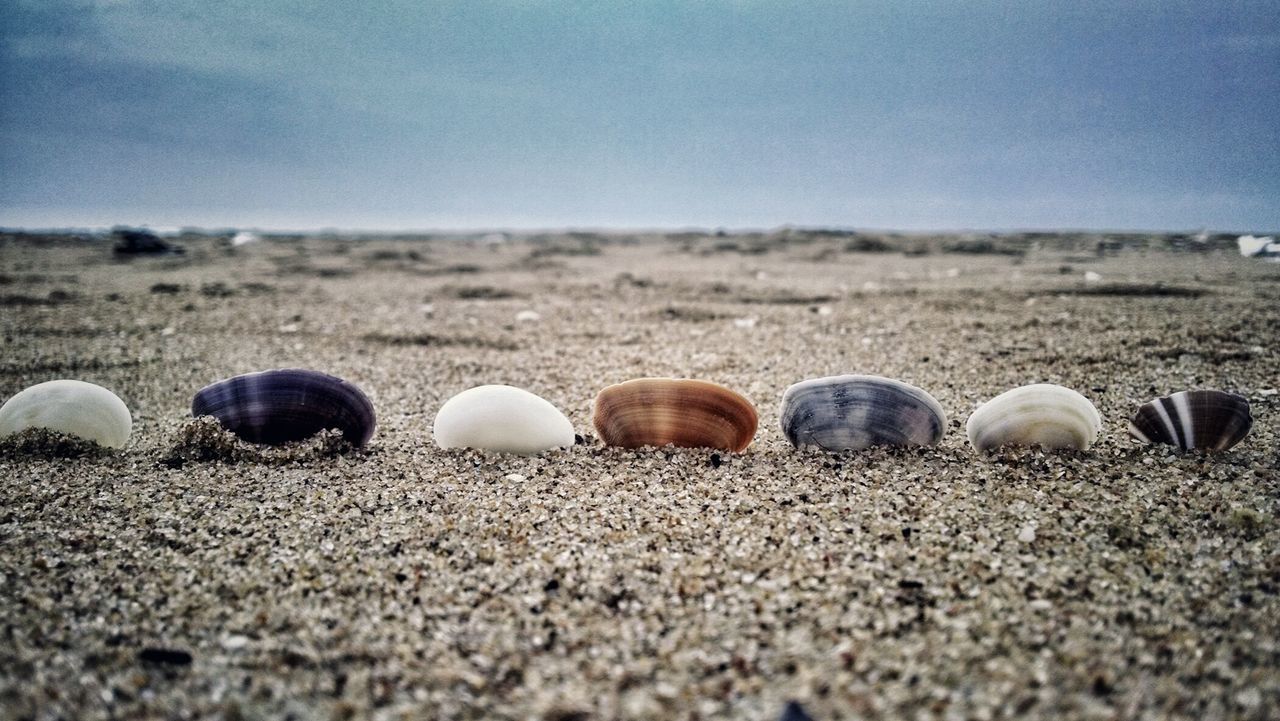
[1, 230, 1277, 720]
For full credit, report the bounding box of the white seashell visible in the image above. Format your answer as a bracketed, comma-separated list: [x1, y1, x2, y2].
[0, 379, 132, 448]
[433, 385, 574, 455]
[965, 383, 1101, 452]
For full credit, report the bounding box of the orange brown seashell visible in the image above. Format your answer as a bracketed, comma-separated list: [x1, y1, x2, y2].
[592, 378, 758, 452]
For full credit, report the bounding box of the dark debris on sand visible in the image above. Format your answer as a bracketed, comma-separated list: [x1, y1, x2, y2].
[112, 227, 184, 256]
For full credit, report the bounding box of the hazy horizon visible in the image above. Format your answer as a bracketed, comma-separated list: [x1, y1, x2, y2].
[3, 2, 1278, 231]
[8, 222, 1274, 239]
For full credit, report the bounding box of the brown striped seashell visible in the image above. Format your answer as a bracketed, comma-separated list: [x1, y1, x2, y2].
[592, 378, 758, 452]
[1128, 389, 1252, 451]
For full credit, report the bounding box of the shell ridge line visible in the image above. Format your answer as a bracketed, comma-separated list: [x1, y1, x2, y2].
[1130, 406, 1160, 444]
[847, 402, 879, 443]
[1013, 399, 1096, 436]
[1154, 396, 1186, 449]
[873, 389, 910, 440]
[976, 403, 1034, 448]
[1172, 392, 1196, 449]
[627, 400, 680, 446]
[1229, 409, 1251, 447]
[888, 404, 929, 444]
[787, 387, 828, 436]
[1224, 396, 1253, 448]
[1127, 420, 1152, 443]
[876, 384, 938, 443]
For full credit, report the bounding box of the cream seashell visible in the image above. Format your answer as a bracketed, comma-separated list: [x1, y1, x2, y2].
[593, 378, 758, 452]
[966, 383, 1101, 452]
[780, 374, 946, 450]
[433, 385, 575, 455]
[1128, 389, 1251, 451]
[0, 379, 132, 448]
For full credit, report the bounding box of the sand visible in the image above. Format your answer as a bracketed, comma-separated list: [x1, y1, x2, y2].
[0, 229, 1277, 720]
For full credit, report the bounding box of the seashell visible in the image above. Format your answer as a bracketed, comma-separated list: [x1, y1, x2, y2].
[433, 385, 574, 455]
[778, 701, 815, 721]
[966, 383, 1101, 452]
[779, 374, 946, 450]
[0, 379, 132, 448]
[1128, 389, 1251, 451]
[593, 378, 757, 452]
[192, 369, 376, 447]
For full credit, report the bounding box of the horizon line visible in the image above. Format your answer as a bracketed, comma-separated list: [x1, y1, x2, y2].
[2, 223, 1272, 237]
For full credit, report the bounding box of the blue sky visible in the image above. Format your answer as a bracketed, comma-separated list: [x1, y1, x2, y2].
[1, 1, 1277, 231]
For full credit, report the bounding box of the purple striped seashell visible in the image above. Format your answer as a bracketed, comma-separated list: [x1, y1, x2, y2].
[191, 369, 376, 447]
[1128, 389, 1251, 451]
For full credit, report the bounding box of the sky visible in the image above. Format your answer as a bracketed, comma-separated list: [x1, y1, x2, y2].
[1, 0, 1277, 232]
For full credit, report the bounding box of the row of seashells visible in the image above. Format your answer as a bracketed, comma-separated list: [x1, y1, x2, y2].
[0, 371, 1255, 455]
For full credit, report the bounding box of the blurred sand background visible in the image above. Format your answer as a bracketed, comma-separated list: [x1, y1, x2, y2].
[0, 229, 1277, 720]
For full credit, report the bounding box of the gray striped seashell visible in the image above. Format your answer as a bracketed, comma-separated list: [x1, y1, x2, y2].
[0, 379, 132, 448]
[966, 383, 1101, 452]
[192, 369, 376, 447]
[779, 374, 946, 450]
[1128, 389, 1251, 451]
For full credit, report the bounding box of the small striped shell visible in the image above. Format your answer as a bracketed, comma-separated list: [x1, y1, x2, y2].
[780, 375, 946, 450]
[0, 379, 132, 448]
[966, 383, 1101, 452]
[434, 385, 575, 455]
[192, 369, 376, 447]
[1128, 390, 1251, 451]
[593, 378, 758, 452]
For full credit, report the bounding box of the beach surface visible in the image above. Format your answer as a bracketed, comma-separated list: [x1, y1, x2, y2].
[1, 230, 1277, 720]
